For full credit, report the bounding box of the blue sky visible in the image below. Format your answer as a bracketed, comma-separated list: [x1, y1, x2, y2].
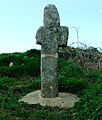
[0, 0, 102, 53]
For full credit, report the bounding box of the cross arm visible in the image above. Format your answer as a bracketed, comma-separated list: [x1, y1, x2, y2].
[35, 26, 44, 45]
[58, 26, 69, 47]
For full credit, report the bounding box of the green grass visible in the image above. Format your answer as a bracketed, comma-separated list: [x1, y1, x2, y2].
[0, 48, 102, 119]
[0, 77, 73, 120]
[74, 83, 102, 120]
[0, 74, 101, 119]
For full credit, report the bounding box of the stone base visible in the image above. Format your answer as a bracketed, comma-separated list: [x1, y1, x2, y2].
[19, 90, 80, 108]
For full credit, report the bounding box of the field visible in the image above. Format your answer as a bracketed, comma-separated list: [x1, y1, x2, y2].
[0, 48, 102, 120]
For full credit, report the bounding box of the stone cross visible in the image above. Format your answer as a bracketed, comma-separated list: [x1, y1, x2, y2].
[35, 4, 69, 98]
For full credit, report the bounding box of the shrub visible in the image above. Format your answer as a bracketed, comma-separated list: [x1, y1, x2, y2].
[0, 65, 25, 78]
[0, 66, 11, 77]
[58, 59, 87, 93]
[58, 77, 88, 94]
[97, 73, 102, 83]
[0, 77, 15, 90]
[84, 70, 102, 83]
[0, 55, 24, 67]
[26, 49, 40, 58]
[28, 79, 41, 90]
[74, 83, 102, 120]
[58, 59, 83, 79]
[25, 58, 40, 77]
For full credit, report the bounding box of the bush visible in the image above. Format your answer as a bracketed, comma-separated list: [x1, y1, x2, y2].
[0, 49, 40, 78]
[58, 59, 88, 94]
[25, 58, 40, 77]
[0, 65, 25, 78]
[58, 77, 88, 94]
[28, 79, 41, 90]
[0, 55, 24, 67]
[26, 49, 40, 58]
[74, 83, 102, 120]
[0, 66, 10, 77]
[84, 70, 102, 83]
[0, 77, 15, 90]
[58, 59, 83, 79]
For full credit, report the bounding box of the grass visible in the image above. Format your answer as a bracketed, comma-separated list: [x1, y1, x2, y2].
[74, 83, 102, 120]
[0, 48, 102, 119]
[0, 77, 74, 120]
[0, 74, 101, 119]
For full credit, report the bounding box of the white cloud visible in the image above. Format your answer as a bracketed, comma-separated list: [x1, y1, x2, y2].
[99, 9, 102, 13]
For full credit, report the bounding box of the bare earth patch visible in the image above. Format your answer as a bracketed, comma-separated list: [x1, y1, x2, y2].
[19, 90, 80, 108]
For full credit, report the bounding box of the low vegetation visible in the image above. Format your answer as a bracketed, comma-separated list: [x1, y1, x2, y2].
[0, 47, 102, 120]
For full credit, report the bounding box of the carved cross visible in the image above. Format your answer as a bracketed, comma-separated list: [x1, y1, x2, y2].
[36, 4, 69, 98]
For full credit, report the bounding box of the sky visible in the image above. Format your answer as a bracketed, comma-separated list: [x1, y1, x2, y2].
[0, 0, 102, 53]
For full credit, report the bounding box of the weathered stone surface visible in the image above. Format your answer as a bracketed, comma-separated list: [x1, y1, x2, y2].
[35, 4, 69, 98]
[43, 4, 60, 28]
[41, 56, 58, 98]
